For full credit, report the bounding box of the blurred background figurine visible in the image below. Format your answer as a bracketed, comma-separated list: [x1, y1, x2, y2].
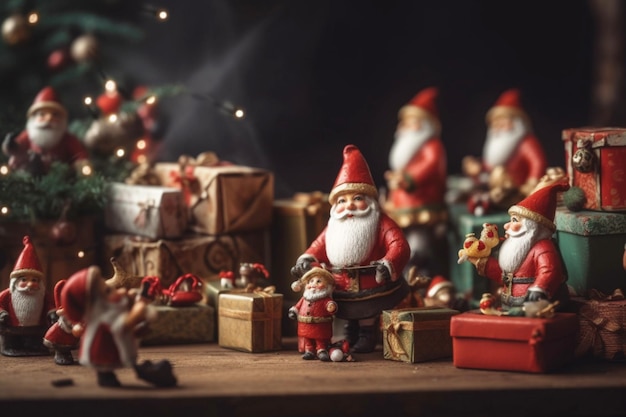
[288, 267, 338, 361]
[2, 86, 89, 177]
[383, 87, 449, 278]
[60, 265, 177, 388]
[43, 279, 81, 365]
[466, 179, 571, 311]
[291, 145, 410, 353]
[0, 235, 56, 357]
[462, 89, 548, 215]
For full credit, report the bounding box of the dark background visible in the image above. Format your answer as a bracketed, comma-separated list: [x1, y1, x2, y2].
[114, 0, 610, 199]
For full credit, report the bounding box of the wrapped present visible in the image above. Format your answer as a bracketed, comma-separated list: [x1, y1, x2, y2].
[450, 311, 579, 373]
[382, 307, 459, 363]
[562, 127, 626, 211]
[140, 304, 215, 346]
[154, 158, 274, 235]
[101, 230, 269, 289]
[218, 287, 282, 352]
[0, 217, 97, 293]
[270, 191, 330, 297]
[571, 290, 626, 362]
[104, 182, 188, 239]
[555, 207, 626, 295]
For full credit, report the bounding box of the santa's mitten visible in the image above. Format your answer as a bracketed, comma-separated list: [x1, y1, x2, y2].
[287, 307, 297, 320]
[1, 132, 18, 153]
[524, 289, 547, 302]
[291, 255, 315, 278]
[0, 310, 9, 327]
[47, 310, 59, 325]
[372, 262, 391, 283]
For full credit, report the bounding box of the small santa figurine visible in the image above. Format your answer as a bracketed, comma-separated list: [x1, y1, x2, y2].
[384, 87, 449, 278]
[467, 179, 571, 311]
[462, 89, 548, 214]
[0, 235, 56, 356]
[43, 279, 81, 365]
[60, 265, 177, 388]
[289, 267, 338, 361]
[2, 86, 89, 176]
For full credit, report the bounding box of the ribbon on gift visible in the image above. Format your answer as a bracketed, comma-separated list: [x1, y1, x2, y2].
[385, 310, 450, 359]
[134, 198, 156, 229]
[576, 289, 625, 359]
[169, 163, 199, 206]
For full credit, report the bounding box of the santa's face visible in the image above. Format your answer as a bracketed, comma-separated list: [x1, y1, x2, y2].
[26, 108, 67, 150]
[389, 116, 435, 171]
[325, 193, 380, 267]
[303, 276, 333, 302]
[10, 275, 45, 326]
[497, 215, 550, 273]
[482, 115, 526, 169]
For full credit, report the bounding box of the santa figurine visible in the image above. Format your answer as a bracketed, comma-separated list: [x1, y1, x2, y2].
[466, 179, 571, 311]
[384, 87, 448, 278]
[291, 144, 410, 353]
[0, 235, 56, 356]
[2, 86, 89, 177]
[462, 88, 548, 215]
[289, 267, 338, 361]
[43, 279, 81, 365]
[60, 265, 177, 388]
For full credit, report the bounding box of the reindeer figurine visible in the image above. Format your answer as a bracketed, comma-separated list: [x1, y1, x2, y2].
[237, 262, 270, 288]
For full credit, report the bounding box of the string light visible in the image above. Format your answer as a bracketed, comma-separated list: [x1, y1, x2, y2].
[142, 5, 169, 21]
[192, 93, 245, 119]
[77, 250, 85, 258]
[83, 96, 99, 119]
[0, 206, 9, 216]
[0, 165, 9, 175]
[115, 148, 126, 158]
[108, 114, 118, 123]
[27, 12, 38, 24]
[104, 79, 117, 92]
[81, 164, 93, 176]
[136, 139, 147, 150]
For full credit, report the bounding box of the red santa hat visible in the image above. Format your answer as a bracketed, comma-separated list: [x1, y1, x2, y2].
[10, 235, 43, 280]
[485, 88, 529, 126]
[53, 279, 66, 309]
[508, 178, 570, 232]
[398, 87, 440, 133]
[60, 265, 102, 324]
[27, 86, 68, 119]
[426, 275, 453, 299]
[328, 144, 378, 205]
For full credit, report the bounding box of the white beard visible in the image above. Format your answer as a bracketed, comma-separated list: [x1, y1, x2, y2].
[482, 117, 526, 169]
[325, 198, 380, 267]
[389, 119, 435, 171]
[26, 116, 66, 150]
[10, 284, 45, 326]
[303, 285, 333, 302]
[498, 218, 552, 273]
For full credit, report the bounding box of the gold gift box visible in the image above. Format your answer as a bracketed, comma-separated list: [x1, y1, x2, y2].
[141, 304, 215, 346]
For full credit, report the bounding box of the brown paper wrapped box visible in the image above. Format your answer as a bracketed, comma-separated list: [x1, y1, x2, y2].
[141, 304, 215, 346]
[382, 307, 459, 363]
[154, 162, 274, 235]
[101, 230, 269, 289]
[218, 291, 283, 353]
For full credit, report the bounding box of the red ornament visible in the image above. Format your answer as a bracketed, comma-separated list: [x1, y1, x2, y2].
[96, 91, 123, 115]
[47, 48, 72, 71]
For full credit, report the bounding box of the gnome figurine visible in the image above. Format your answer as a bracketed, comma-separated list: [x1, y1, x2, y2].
[0, 236, 56, 356]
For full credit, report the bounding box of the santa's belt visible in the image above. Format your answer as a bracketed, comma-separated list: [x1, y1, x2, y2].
[500, 292, 526, 307]
[297, 316, 333, 324]
[329, 267, 375, 279]
[502, 274, 535, 285]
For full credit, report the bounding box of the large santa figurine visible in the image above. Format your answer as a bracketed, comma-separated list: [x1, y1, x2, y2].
[2, 86, 89, 176]
[462, 88, 548, 214]
[0, 235, 56, 356]
[291, 144, 410, 353]
[467, 178, 571, 310]
[384, 87, 448, 278]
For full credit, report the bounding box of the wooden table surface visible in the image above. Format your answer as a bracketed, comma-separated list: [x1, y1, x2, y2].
[1, 338, 625, 417]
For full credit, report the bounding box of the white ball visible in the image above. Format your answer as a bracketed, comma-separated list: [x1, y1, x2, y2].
[330, 348, 344, 362]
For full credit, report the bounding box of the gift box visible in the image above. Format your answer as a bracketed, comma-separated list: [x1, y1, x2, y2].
[554, 207, 626, 295]
[104, 182, 188, 239]
[154, 161, 274, 235]
[101, 230, 269, 289]
[562, 127, 626, 211]
[140, 303, 215, 346]
[382, 307, 459, 363]
[218, 290, 283, 352]
[270, 192, 330, 297]
[450, 312, 579, 373]
[571, 291, 626, 362]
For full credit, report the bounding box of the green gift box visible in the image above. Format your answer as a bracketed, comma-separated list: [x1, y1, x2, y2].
[140, 304, 215, 346]
[382, 307, 459, 363]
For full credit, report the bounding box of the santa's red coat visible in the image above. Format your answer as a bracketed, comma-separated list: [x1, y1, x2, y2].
[8, 130, 88, 171]
[293, 296, 336, 340]
[0, 288, 55, 327]
[387, 138, 447, 209]
[483, 133, 547, 188]
[43, 318, 80, 349]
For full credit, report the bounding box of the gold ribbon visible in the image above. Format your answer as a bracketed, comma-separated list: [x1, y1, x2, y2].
[385, 310, 450, 359]
[134, 199, 156, 229]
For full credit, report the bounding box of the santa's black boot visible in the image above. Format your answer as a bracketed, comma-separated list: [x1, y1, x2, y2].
[54, 349, 75, 365]
[97, 371, 121, 388]
[343, 320, 359, 347]
[351, 325, 379, 353]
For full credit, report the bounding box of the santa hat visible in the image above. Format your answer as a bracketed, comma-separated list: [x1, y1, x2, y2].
[27, 86, 68, 119]
[10, 235, 43, 280]
[398, 87, 440, 133]
[508, 178, 570, 232]
[300, 267, 336, 287]
[426, 275, 453, 299]
[60, 266, 102, 324]
[53, 279, 67, 309]
[485, 88, 529, 126]
[328, 144, 378, 205]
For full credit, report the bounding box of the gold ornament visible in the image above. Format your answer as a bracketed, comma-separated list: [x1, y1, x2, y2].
[70, 33, 99, 62]
[83, 111, 145, 155]
[2, 14, 31, 45]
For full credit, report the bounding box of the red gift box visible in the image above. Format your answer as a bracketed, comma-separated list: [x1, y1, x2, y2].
[562, 127, 626, 211]
[450, 312, 579, 373]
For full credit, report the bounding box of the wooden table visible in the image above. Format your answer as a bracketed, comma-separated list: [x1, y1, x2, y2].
[1, 338, 625, 417]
